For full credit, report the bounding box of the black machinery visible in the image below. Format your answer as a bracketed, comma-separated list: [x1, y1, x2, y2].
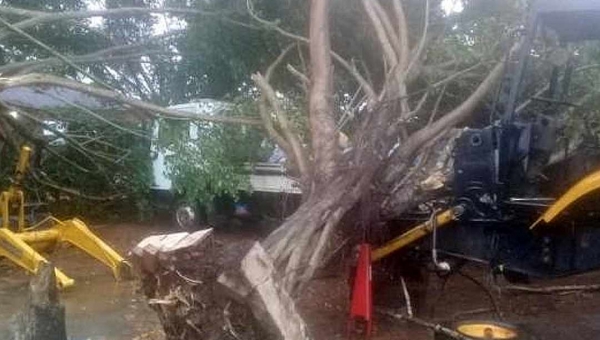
[372, 0, 600, 281]
[442, 0, 600, 278]
[350, 2, 600, 339]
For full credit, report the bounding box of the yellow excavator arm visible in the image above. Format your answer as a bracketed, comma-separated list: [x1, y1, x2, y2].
[531, 169, 600, 229]
[0, 145, 131, 288]
[372, 206, 464, 262]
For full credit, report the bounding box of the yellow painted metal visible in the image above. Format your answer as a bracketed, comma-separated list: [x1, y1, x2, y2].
[56, 218, 131, 280]
[0, 145, 131, 288]
[14, 145, 31, 185]
[0, 228, 74, 288]
[0, 145, 31, 231]
[18, 229, 61, 244]
[456, 322, 518, 339]
[371, 208, 460, 262]
[531, 169, 600, 229]
[12, 217, 131, 282]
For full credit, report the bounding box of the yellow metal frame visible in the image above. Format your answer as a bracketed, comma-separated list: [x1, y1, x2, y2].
[531, 169, 600, 229]
[0, 146, 131, 288]
[372, 168, 600, 262]
[371, 207, 462, 262]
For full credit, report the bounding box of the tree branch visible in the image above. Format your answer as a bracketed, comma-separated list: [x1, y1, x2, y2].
[384, 60, 506, 185]
[0, 31, 181, 75]
[0, 6, 256, 41]
[0, 15, 114, 89]
[362, 0, 397, 69]
[392, 0, 410, 71]
[32, 172, 125, 201]
[371, 0, 403, 66]
[246, 0, 376, 102]
[0, 7, 45, 17]
[286, 64, 309, 91]
[405, 0, 430, 78]
[252, 73, 309, 179]
[0, 73, 262, 125]
[255, 45, 310, 179]
[309, 0, 338, 184]
[253, 46, 294, 159]
[48, 93, 150, 140]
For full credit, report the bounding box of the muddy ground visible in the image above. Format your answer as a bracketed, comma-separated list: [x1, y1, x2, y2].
[1, 221, 600, 339]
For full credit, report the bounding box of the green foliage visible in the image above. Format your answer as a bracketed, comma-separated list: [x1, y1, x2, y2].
[157, 99, 271, 205]
[166, 0, 307, 99]
[0, 0, 109, 69]
[37, 114, 153, 220]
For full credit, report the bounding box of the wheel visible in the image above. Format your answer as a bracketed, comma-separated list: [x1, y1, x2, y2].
[434, 320, 528, 340]
[174, 201, 199, 230]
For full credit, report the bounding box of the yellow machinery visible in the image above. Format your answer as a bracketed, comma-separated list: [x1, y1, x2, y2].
[0, 145, 131, 288]
[371, 167, 600, 263]
[371, 207, 464, 262]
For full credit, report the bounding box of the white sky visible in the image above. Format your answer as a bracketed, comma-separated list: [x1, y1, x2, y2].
[442, 0, 464, 15]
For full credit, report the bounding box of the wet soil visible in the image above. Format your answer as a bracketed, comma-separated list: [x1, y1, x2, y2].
[0, 221, 169, 340]
[1, 221, 600, 339]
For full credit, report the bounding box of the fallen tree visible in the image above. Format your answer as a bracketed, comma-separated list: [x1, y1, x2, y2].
[0, 0, 563, 338]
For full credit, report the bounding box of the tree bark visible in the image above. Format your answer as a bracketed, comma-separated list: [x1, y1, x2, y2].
[308, 0, 338, 185]
[133, 229, 271, 340]
[12, 263, 67, 340]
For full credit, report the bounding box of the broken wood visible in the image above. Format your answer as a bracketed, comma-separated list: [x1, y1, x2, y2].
[12, 262, 67, 340]
[242, 243, 310, 339]
[218, 242, 310, 340]
[133, 229, 272, 340]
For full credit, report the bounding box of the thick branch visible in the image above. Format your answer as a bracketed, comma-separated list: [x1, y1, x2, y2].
[0, 7, 254, 41]
[404, 0, 429, 78]
[362, 0, 397, 68]
[384, 61, 506, 185]
[254, 46, 295, 168]
[371, 0, 402, 62]
[0, 31, 181, 75]
[246, 0, 376, 102]
[0, 7, 45, 17]
[255, 45, 310, 179]
[0, 50, 163, 76]
[0, 16, 112, 89]
[309, 0, 338, 183]
[252, 73, 309, 179]
[392, 0, 410, 71]
[0, 73, 262, 125]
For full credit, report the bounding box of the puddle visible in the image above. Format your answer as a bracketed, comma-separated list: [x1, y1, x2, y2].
[0, 223, 166, 339]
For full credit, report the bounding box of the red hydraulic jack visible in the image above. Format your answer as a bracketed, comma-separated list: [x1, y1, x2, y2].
[348, 243, 373, 339]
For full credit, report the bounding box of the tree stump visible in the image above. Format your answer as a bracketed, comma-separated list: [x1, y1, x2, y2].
[12, 262, 67, 340]
[132, 228, 272, 340]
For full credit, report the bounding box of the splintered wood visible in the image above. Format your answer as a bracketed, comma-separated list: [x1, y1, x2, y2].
[134, 230, 311, 340]
[132, 229, 268, 340]
[240, 243, 310, 340]
[132, 229, 213, 272]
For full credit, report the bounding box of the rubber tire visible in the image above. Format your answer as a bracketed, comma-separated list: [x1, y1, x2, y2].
[174, 200, 200, 231]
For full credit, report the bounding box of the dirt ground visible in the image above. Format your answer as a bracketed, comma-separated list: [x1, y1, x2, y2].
[1, 221, 600, 339]
[0, 221, 168, 340]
